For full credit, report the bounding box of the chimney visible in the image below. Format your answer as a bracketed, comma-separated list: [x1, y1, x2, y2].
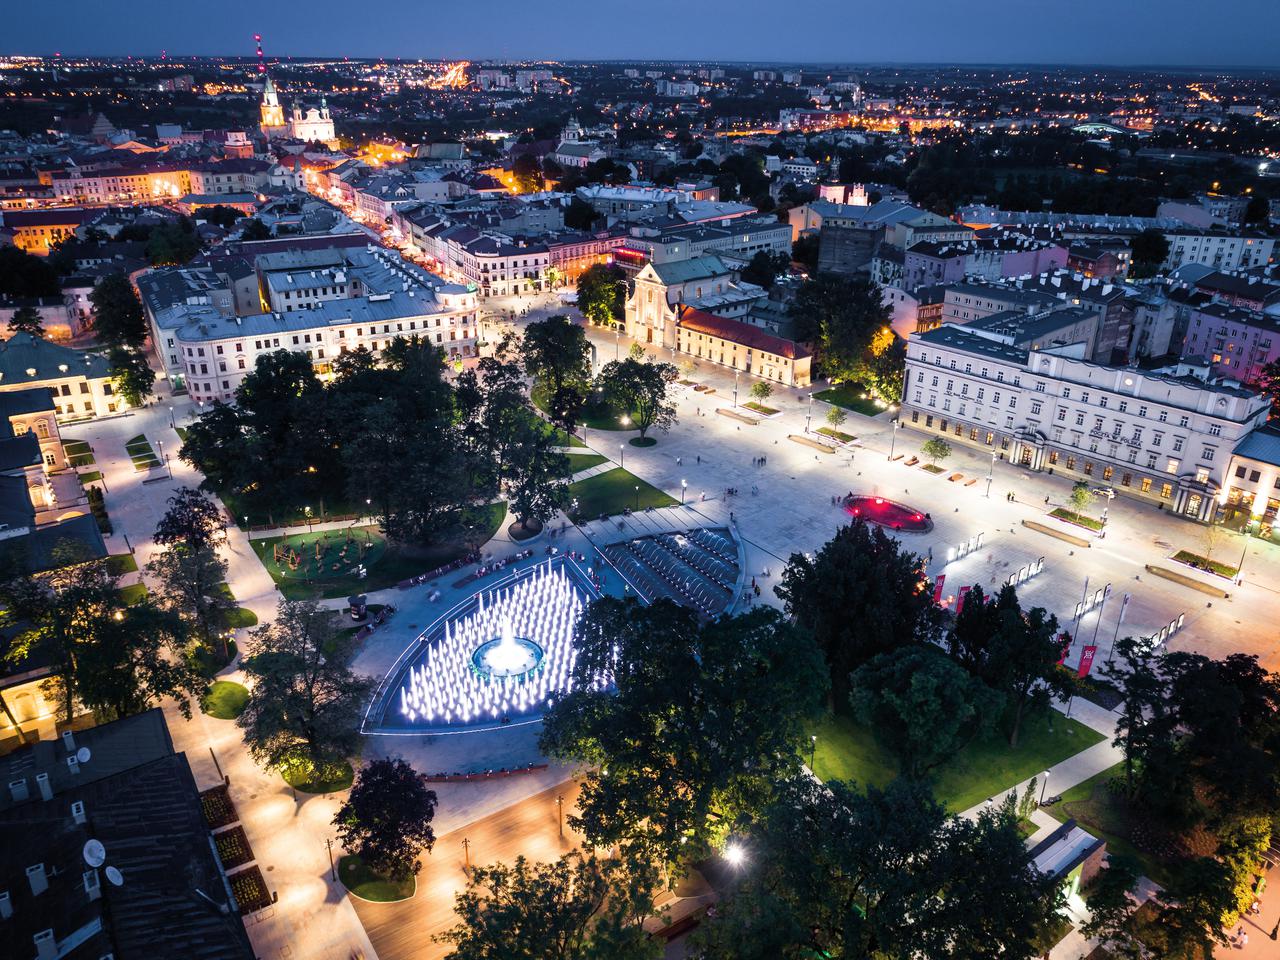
[83, 870, 101, 902]
[36, 773, 52, 802]
[34, 930, 57, 960]
[66, 755, 80, 776]
[0, 891, 11, 919]
[26, 864, 48, 896]
[61, 730, 75, 753]
[71, 801, 86, 825]
[9, 779, 29, 803]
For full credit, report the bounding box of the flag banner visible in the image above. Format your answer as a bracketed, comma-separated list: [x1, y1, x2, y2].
[1078, 645, 1098, 678]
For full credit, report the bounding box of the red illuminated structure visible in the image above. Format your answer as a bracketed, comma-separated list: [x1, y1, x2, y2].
[843, 495, 932, 533]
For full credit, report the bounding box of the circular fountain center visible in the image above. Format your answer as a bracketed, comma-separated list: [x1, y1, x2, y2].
[471, 617, 544, 680]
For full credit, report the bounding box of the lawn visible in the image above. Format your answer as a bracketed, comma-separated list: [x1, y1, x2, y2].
[220, 490, 365, 530]
[567, 468, 678, 521]
[816, 426, 857, 444]
[1051, 508, 1105, 532]
[743, 401, 780, 416]
[175, 426, 189, 441]
[532, 381, 631, 432]
[64, 439, 95, 467]
[78, 470, 102, 483]
[283, 758, 354, 794]
[106, 553, 138, 575]
[814, 384, 886, 417]
[339, 855, 415, 902]
[201, 680, 249, 719]
[1171, 550, 1238, 579]
[1043, 763, 1201, 889]
[215, 583, 259, 627]
[563, 452, 608, 476]
[117, 583, 148, 605]
[808, 711, 1105, 813]
[124, 433, 160, 471]
[190, 638, 237, 677]
[254, 504, 506, 600]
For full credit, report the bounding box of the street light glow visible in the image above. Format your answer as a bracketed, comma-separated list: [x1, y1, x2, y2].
[724, 843, 745, 867]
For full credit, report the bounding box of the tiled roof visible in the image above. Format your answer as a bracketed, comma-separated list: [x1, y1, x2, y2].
[0, 333, 113, 383]
[678, 307, 809, 360]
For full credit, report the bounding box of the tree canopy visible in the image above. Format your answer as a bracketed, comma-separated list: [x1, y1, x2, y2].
[597, 356, 678, 439]
[333, 758, 437, 880]
[789, 273, 893, 385]
[89, 272, 148, 348]
[577, 263, 626, 328]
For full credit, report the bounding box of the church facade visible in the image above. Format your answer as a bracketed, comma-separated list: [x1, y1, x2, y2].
[259, 75, 337, 146]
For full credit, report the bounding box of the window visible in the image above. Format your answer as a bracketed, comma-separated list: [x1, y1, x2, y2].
[1160, 482, 1173, 500]
[1179, 415, 1189, 428]
[1066, 457, 1077, 471]
[1118, 401, 1127, 413]
[1008, 396, 1017, 409]
[1138, 406, 1147, 417]
[1173, 437, 1184, 453]
[1031, 401, 1042, 415]
[1099, 397, 1108, 408]
[1035, 381, 1046, 393]
[1158, 410, 1168, 422]
[1048, 451, 1059, 465]
[238, 358, 246, 370]
[1075, 412, 1085, 426]
[1153, 431, 1163, 447]
[1196, 468, 1210, 484]
[1201, 447, 1215, 461]
[1084, 461, 1094, 476]
[1249, 469, 1260, 482]
[1103, 466, 1114, 481]
[1166, 458, 1180, 474]
[1057, 409, 1067, 422]
[1236, 465, 1248, 478]
[1147, 453, 1158, 468]
[1208, 424, 1221, 437]
[1062, 388, 1071, 400]
[1141, 478, 1153, 493]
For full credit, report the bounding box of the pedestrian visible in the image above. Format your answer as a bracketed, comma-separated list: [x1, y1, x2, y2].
[1044, 495, 1050, 505]
[697, 455, 701, 464]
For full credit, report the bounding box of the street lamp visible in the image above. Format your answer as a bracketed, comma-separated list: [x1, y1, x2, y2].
[681, 479, 687, 504]
[462, 837, 471, 870]
[304, 505, 314, 534]
[733, 371, 740, 408]
[1038, 770, 1051, 805]
[556, 794, 564, 838]
[619, 443, 625, 469]
[168, 405, 174, 429]
[634, 485, 640, 510]
[805, 393, 814, 433]
[985, 449, 996, 498]
[724, 843, 746, 868]
[888, 418, 900, 461]
[810, 734, 817, 770]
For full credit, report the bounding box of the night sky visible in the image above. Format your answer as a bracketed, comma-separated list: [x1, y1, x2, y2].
[7, 0, 1280, 66]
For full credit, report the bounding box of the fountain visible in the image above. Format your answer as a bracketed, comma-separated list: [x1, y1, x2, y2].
[388, 560, 608, 730]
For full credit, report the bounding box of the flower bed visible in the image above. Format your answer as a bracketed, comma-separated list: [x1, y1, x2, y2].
[199, 783, 238, 829]
[228, 866, 272, 914]
[743, 401, 780, 416]
[1050, 508, 1104, 532]
[921, 463, 946, 474]
[816, 426, 857, 444]
[214, 826, 255, 870]
[1171, 550, 1238, 580]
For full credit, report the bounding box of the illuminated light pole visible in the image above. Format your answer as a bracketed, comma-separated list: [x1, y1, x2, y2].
[888, 419, 900, 461]
[634, 485, 640, 511]
[619, 443, 625, 469]
[556, 794, 564, 838]
[733, 371, 740, 408]
[985, 449, 996, 498]
[1038, 770, 1052, 805]
[462, 837, 471, 870]
[810, 734, 817, 770]
[168, 405, 174, 428]
[805, 393, 814, 433]
[681, 479, 687, 504]
[304, 505, 314, 535]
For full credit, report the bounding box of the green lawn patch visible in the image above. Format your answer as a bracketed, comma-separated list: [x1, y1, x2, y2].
[338, 854, 415, 902]
[532, 381, 631, 431]
[1171, 550, 1238, 579]
[567, 468, 678, 521]
[117, 583, 148, 605]
[255, 504, 506, 600]
[220, 491, 365, 530]
[190, 638, 237, 677]
[282, 759, 354, 794]
[124, 433, 160, 471]
[201, 680, 249, 719]
[106, 553, 138, 575]
[1051, 508, 1105, 532]
[1043, 763, 1189, 888]
[921, 463, 946, 474]
[78, 470, 102, 483]
[813, 384, 885, 417]
[175, 426, 189, 441]
[808, 711, 1104, 813]
[816, 426, 857, 444]
[63, 439, 91, 455]
[214, 583, 257, 625]
[563, 452, 608, 475]
[68, 453, 96, 468]
[743, 401, 780, 416]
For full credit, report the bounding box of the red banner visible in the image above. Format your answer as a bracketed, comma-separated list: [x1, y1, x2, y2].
[1056, 632, 1071, 666]
[932, 574, 946, 605]
[956, 585, 971, 614]
[1078, 645, 1098, 678]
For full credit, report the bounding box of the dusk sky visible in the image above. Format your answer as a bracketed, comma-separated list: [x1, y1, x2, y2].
[8, 0, 1280, 66]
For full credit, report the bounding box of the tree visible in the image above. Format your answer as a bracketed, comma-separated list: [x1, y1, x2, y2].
[576, 263, 626, 328]
[694, 776, 1063, 960]
[739, 250, 789, 290]
[238, 599, 375, 779]
[522, 314, 591, 435]
[541, 600, 827, 864]
[437, 852, 660, 960]
[505, 409, 568, 532]
[564, 196, 598, 231]
[0, 539, 200, 723]
[145, 218, 201, 265]
[106, 346, 156, 406]
[790, 274, 891, 381]
[597, 357, 678, 440]
[154, 486, 226, 554]
[1130, 228, 1170, 278]
[1068, 480, 1093, 515]
[512, 152, 544, 194]
[89, 272, 148, 348]
[850, 646, 1000, 777]
[1242, 194, 1270, 228]
[777, 519, 942, 709]
[748, 380, 773, 404]
[197, 205, 246, 228]
[240, 218, 272, 241]
[825, 405, 847, 431]
[333, 758, 438, 880]
[1081, 855, 1144, 957]
[922, 436, 952, 466]
[945, 584, 1073, 747]
[1257, 357, 1280, 416]
[0, 246, 61, 299]
[7, 305, 44, 337]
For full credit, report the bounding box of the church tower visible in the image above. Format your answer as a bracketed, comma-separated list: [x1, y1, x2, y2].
[260, 74, 286, 135]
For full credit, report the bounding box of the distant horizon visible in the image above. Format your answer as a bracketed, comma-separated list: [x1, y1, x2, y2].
[7, 0, 1280, 68]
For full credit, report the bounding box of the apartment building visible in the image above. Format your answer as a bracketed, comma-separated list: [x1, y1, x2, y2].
[0, 334, 129, 421]
[1180, 300, 1280, 386]
[901, 323, 1269, 520]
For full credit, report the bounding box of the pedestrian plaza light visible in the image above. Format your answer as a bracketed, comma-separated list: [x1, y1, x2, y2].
[724, 843, 746, 868]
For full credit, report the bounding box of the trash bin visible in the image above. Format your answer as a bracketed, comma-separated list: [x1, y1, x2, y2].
[348, 594, 368, 621]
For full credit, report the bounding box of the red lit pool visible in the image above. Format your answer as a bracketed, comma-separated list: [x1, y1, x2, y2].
[843, 495, 933, 533]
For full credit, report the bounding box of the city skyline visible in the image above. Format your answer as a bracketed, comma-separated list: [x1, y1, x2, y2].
[7, 0, 1280, 67]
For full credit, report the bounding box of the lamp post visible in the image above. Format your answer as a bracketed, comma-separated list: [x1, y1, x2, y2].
[634, 485, 640, 511]
[168, 405, 174, 429]
[304, 505, 314, 535]
[985, 449, 996, 498]
[681, 479, 687, 504]
[556, 794, 564, 838]
[462, 837, 471, 870]
[157, 439, 171, 479]
[809, 734, 817, 770]
[1038, 770, 1051, 805]
[619, 443, 625, 469]
[888, 419, 900, 461]
[805, 393, 813, 433]
[733, 371, 739, 408]
[326, 837, 336, 881]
